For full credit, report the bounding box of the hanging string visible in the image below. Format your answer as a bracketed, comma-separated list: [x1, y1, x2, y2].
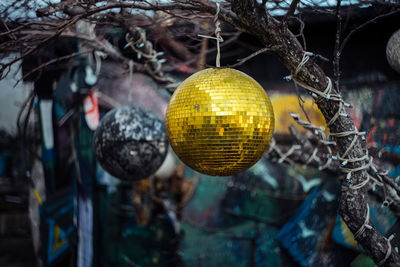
[94, 51, 107, 76]
[198, 3, 224, 68]
[214, 3, 223, 67]
[128, 60, 134, 103]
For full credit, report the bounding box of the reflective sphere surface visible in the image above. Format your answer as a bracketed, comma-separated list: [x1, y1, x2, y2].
[386, 29, 400, 74]
[94, 106, 168, 181]
[166, 68, 274, 176]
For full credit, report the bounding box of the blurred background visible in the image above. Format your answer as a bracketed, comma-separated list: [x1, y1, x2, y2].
[0, 1, 399, 267]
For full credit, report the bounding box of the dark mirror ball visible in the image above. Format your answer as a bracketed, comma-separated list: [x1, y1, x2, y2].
[386, 29, 400, 74]
[94, 106, 168, 181]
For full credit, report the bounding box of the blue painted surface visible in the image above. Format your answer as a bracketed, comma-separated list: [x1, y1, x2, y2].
[0, 153, 7, 176]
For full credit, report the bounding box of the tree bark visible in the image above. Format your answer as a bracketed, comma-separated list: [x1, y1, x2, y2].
[230, 0, 400, 265]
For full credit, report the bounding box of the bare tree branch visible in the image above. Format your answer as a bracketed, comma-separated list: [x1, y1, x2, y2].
[227, 47, 271, 68]
[333, 0, 342, 90]
[339, 8, 400, 54]
[230, 0, 400, 265]
[281, 0, 301, 25]
[17, 50, 88, 87]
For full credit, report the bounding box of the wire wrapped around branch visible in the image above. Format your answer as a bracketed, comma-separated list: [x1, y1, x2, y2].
[124, 27, 179, 93]
[266, 113, 400, 218]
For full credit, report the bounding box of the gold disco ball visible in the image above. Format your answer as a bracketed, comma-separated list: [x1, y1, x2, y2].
[166, 68, 275, 176]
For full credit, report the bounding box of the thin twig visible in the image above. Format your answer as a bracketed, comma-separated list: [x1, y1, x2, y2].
[290, 15, 307, 50]
[1, 18, 16, 40]
[16, 50, 89, 87]
[339, 8, 400, 54]
[0, 21, 61, 37]
[0, 15, 82, 79]
[282, 0, 301, 25]
[227, 47, 271, 68]
[333, 0, 342, 90]
[294, 82, 312, 123]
